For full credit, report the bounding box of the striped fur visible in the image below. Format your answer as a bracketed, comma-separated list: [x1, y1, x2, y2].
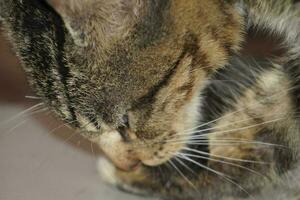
[1, 0, 300, 199]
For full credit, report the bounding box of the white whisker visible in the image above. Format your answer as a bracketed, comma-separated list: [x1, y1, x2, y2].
[168, 159, 198, 191]
[174, 156, 197, 176]
[178, 152, 266, 178]
[1, 119, 28, 138]
[167, 138, 285, 148]
[0, 103, 44, 127]
[182, 147, 268, 164]
[180, 116, 285, 137]
[184, 117, 284, 139]
[25, 95, 42, 100]
[47, 120, 77, 135]
[176, 153, 252, 198]
[182, 84, 297, 134]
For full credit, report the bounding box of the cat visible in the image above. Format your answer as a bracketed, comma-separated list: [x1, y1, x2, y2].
[0, 0, 300, 199]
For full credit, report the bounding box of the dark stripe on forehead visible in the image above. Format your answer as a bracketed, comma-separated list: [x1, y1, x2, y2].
[133, 51, 185, 108]
[50, 4, 78, 125]
[132, 32, 200, 110]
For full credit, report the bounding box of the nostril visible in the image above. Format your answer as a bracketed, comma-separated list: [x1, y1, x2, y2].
[118, 114, 131, 142]
[122, 114, 130, 127]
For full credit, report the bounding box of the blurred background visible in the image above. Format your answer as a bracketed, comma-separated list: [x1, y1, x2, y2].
[0, 30, 145, 200]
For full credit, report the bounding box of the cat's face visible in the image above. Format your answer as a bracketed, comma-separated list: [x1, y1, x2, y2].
[44, 0, 242, 170]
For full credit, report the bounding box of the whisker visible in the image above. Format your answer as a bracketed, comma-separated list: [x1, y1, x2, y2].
[173, 156, 197, 176]
[0, 103, 44, 126]
[182, 147, 268, 164]
[182, 117, 284, 139]
[25, 95, 42, 100]
[62, 131, 77, 143]
[167, 138, 285, 148]
[91, 142, 96, 158]
[47, 120, 77, 135]
[1, 119, 28, 138]
[181, 111, 288, 137]
[27, 107, 49, 116]
[140, 117, 286, 151]
[181, 110, 244, 134]
[35, 120, 93, 170]
[157, 165, 164, 181]
[0, 107, 49, 138]
[178, 152, 267, 179]
[182, 84, 298, 134]
[177, 154, 252, 198]
[168, 159, 198, 191]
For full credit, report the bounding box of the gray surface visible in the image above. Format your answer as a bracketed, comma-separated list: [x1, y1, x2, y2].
[0, 104, 146, 200]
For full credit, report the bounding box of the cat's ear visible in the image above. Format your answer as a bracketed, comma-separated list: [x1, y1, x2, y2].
[46, 0, 144, 46]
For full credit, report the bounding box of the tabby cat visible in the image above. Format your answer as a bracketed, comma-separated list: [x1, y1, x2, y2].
[1, 0, 300, 199]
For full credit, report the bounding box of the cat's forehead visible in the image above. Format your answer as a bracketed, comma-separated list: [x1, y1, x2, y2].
[68, 29, 193, 128]
[64, 0, 177, 96]
[82, 38, 182, 103]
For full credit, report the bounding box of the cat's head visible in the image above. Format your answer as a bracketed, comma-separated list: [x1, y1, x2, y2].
[42, 0, 242, 170]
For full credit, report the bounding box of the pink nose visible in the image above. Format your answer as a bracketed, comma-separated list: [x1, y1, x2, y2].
[97, 130, 141, 171]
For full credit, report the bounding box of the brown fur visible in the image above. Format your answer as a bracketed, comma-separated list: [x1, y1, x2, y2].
[1, 0, 300, 199]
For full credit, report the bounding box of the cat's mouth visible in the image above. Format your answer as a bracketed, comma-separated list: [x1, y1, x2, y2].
[133, 142, 209, 173]
[90, 127, 199, 171]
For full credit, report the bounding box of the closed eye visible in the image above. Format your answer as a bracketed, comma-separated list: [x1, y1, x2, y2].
[132, 49, 189, 109]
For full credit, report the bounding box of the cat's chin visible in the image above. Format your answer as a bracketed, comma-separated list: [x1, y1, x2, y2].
[97, 157, 151, 197]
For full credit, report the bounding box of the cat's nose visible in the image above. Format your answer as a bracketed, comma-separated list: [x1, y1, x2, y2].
[96, 130, 140, 171]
